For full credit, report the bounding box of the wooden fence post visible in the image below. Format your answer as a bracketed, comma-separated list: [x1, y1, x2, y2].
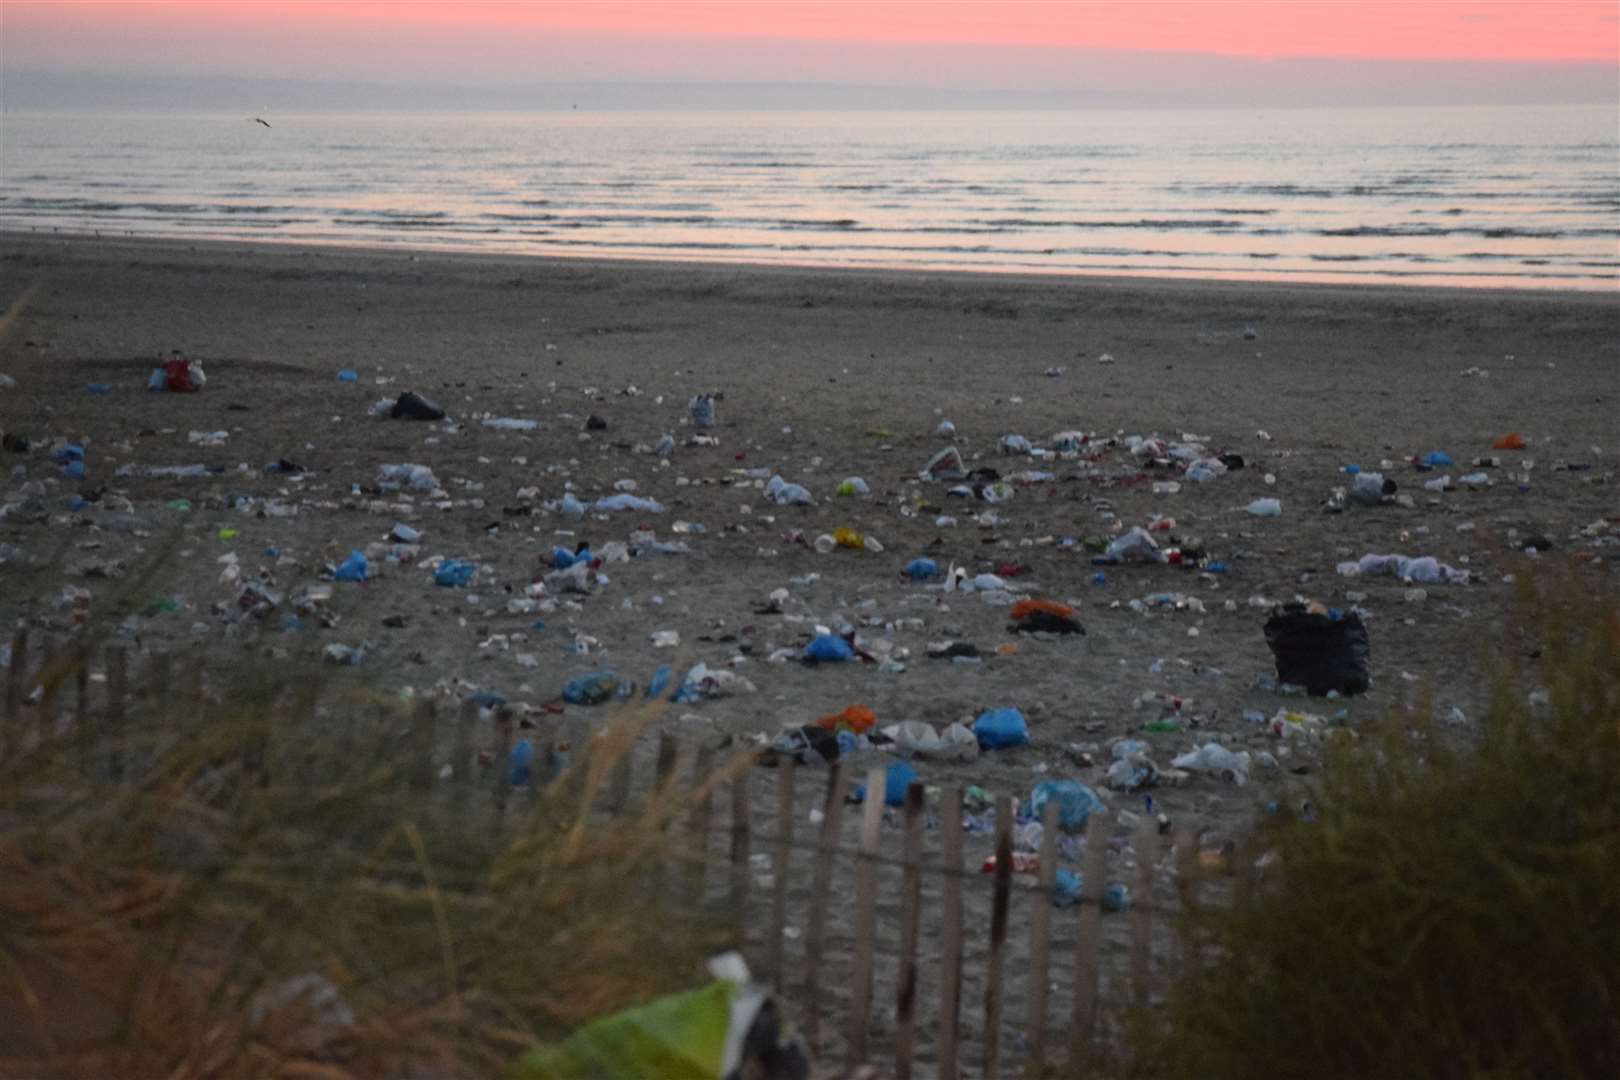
[893, 781, 926, 1080]
[1131, 818, 1157, 1011]
[74, 655, 92, 776]
[606, 743, 633, 817]
[768, 756, 796, 990]
[448, 698, 475, 819]
[728, 771, 752, 912]
[37, 635, 57, 748]
[848, 765, 886, 1070]
[489, 705, 513, 816]
[5, 628, 28, 733]
[1172, 828, 1200, 980]
[648, 732, 679, 894]
[1070, 816, 1108, 1068]
[803, 764, 847, 1050]
[1027, 799, 1061, 1067]
[410, 697, 437, 797]
[684, 742, 716, 902]
[938, 786, 965, 1080]
[107, 647, 126, 781]
[982, 796, 1014, 1079]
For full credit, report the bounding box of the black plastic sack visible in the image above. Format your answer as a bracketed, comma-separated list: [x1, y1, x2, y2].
[391, 391, 446, 421]
[1263, 604, 1370, 696]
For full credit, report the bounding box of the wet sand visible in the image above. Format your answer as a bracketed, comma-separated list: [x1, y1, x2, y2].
[2, 232, 1617, 1070]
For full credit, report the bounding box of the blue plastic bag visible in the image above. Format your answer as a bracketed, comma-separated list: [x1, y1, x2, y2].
[511, 739, 534, 786]
[973, 707, 1029, 750]
[803, 635, 854, 663]
[563, 670, 619, 706]
[647, 664, 673, 699]
[854, 760, 917, 806]
[62, 460, 86, 479]
[1023, 779, 1103, 829]
[550, 546, 579, 569]
[435, 559, 476, 587]
[337, 369, 358, 382]
[903, 558, 938, 581]
[1418, 450, 1453, 468]
[1053, 870, 1130, 911]
[332, 550, 369, 582]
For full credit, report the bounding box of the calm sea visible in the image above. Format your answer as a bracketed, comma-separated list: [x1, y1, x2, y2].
[2, 106, 1616, 289]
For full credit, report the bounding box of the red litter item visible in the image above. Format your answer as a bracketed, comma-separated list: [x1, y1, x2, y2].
[163, 358, 198, 393]
[1492, 432, 1528, 450]
[981, 852, 1040, 875]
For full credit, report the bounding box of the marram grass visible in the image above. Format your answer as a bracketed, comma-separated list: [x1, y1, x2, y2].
[0, 650, 745, 1080]
[1122, 567, 1620, 1080]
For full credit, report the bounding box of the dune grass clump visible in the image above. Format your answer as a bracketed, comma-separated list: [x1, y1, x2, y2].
[0, 646, 741, 1079]
[1125, 568, 1620, 1080]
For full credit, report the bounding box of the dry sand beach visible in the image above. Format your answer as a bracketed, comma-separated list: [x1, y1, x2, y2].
[1, 233, 1617, 1068]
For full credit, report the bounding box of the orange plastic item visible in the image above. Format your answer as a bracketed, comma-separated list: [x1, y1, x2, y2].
[815, 703, 876, 734]
[996, 643, 1019, 657]
[1009, 599, 1077, 622]
[1492, 432, 1528, 450]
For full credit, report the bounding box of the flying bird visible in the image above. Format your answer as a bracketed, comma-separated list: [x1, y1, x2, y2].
[252, 117, 271, 128]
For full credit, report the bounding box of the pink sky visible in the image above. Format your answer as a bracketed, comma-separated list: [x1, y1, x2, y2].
[5, 1, 1616, 95]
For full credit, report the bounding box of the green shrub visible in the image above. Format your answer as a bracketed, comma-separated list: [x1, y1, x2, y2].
[1134, 568, 1620, 1080]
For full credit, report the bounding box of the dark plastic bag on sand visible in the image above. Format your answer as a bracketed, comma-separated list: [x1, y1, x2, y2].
[1264, 604, 1370, 696]
[391, 391, 446, 421]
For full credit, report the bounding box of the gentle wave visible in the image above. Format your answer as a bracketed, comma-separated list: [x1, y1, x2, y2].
[2, 106, 1615, 289]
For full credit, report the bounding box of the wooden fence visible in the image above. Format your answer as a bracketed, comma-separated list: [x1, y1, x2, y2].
[2, 631, 1220, 1078]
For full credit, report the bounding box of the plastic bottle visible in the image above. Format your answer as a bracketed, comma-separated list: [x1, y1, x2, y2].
[689, 394, 717, 428]
[1247, 498, 1282, 517]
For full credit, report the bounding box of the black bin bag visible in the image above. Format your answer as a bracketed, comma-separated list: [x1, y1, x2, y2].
[1263, 603, 1371, 696]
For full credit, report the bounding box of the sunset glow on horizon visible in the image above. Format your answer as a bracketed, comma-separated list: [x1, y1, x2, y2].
[7, 0, 1617, 75]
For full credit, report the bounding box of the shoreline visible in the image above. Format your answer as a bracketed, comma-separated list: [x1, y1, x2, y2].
[6, 228, 1619, 305]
